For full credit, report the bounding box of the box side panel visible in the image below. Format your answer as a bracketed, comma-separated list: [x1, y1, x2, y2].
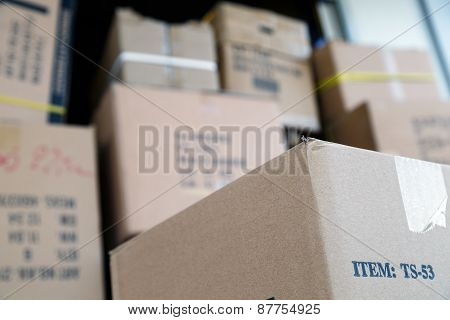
[111, 145, 332, 299]
[306, 141, 450, 299]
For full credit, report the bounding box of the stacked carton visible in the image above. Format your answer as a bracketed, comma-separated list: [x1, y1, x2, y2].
[313, 41, 439, 122]
[207, 2, 320, 132]
[0, 124, 104, 299]
[0, 0, 75, 123]
[313, 41, 450, 163]
[95, 84, 285, 246]
[96, 8, 219, 98]
[99, 4, 450, 301]
[0, 1, 105, 299]
[95, 7, 288, 247]
[330, 100, 450, 164]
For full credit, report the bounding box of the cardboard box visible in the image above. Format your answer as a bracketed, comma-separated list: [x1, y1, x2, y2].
[98, 8, 219, 95]
[219, 43, 319, 130]
[329, 100, 450, 165]
[208, 2, 319, 131]
[111, 139, 450, 299]
[95, 84, 286, 246]
[313, 41, 440, 124]
[0, 0, 75, 123]
[0, 124, 104, 299]
[209, 2, 310, 59]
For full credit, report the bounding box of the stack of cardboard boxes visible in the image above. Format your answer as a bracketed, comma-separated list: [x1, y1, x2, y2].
[95, 7, 288, 247]
[96, 8, 219, 96]
[106, 6, 450, 300]
[0, 0, 105, 299]
[95, 84, 285, 246]
[314, 41, 450, 164]
[208, 2, 320, 133]
[3, 1, 450, 301]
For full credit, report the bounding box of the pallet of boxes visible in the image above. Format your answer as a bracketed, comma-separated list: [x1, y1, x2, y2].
[0, 0, 104, 299]
[314, 41, 450, 164]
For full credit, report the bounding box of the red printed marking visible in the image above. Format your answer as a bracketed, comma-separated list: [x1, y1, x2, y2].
[30, 145, 93, 178]
[0, 149, 20, 173]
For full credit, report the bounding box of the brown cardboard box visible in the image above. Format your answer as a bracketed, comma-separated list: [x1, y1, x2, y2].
[313, 41, 440, 124]
[209, 2, 319, 131]
[0, 124, 104, 299]
[95, 83, 286, 246]
[329, 100, 450, 165]
[220, 43, 319, 130]
[110, 139, 450, 299]
[98, 8, 218, 96]
[209, 2, 310, 59]
[0, 0, 75, 123]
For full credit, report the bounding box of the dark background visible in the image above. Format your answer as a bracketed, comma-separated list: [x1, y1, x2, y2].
[67, 0, 321, 124]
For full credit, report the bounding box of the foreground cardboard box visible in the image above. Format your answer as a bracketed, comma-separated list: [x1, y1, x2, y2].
[111, 139, 450, 299]
[0, 124, 104, 299]
[0, 0, 75, 123]
[98, 8, 218, 97]
[95, 84, 285, 246]
[313, 41, 440, 124]
[329, 100, 450, 165]
[208, 2, 319, 131]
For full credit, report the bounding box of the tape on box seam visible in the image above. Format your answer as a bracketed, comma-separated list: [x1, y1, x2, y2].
[109, 51, 218, 79]
[318, 71, 434, 92]
[395, 156, 447, 233]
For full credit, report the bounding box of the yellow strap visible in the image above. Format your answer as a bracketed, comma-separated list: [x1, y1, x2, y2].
[0, 94, 65, 115]
[319, 72, 434, 92]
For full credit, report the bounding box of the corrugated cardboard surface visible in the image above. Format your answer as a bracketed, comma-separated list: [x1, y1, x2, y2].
[95, 84, 286, 246]
[0, 0, 73, 123]
[220, 43, 320, 130]
[331, 100, 450, 165]
[110, 140, 450, 299]
[313, 41, 440, 123]
[0, 124, 104, 299]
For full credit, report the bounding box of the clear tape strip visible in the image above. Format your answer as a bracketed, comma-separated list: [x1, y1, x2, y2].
[395, 156, 447, 233]
[109, 51, 217, 77]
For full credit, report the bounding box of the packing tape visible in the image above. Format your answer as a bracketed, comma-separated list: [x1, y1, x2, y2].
[0, 94, 66, 115]
[109, 51, 218, 78]
[382, 50, 405, 100]
[395, 156, 447, 233]
[318, 72, 434, 92]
